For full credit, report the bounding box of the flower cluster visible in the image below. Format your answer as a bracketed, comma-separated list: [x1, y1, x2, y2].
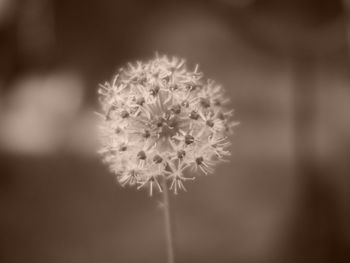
[98, 55, 237, 195]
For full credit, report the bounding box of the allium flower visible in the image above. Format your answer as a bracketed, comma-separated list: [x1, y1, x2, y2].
[98, 55, 237, 195]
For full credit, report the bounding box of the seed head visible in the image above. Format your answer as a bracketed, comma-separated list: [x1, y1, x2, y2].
[98, 54, 237, 195]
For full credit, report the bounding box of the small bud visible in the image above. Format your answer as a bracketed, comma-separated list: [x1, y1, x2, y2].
[185, 134, 194, 145]
[189, 111, 199, 120]
[153, 154, 163, 163]
[137, 150, 147, 160]
[139, 76, 147, 84]
[168, 117, 177, 128]
[143, 130, 151, 138]
[169, 83, 178, 91]
[119, 145, 127, 151]
[213, 99, 221, 106]
[136, 96, 145, 106]
[177, 150, 186, 159]
[200, 98, 210, 108]
[156, 117, 164, 127]
[170, 104, 181, 114]
[206, 120, 214, 127]
[216, 112, 225, 120]
[150, 85, 160, 96]
[196, 156, 204, 165]
[181, 100, 189, 108]
[187, 84, 198, 91]
[120, 110, 129, 118]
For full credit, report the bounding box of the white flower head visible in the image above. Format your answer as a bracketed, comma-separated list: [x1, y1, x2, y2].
[98, 54, 237, 195]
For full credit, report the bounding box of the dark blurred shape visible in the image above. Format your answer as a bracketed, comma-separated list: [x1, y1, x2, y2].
[17, 0, 55, 65]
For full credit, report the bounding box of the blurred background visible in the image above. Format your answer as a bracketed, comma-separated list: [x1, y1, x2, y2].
[0, 0, 350, 262]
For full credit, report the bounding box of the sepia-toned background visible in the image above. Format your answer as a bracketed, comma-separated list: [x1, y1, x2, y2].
[0, 0, 350, 262]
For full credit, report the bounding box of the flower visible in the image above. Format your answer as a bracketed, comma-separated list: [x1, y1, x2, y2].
[98, 54, 237, 195]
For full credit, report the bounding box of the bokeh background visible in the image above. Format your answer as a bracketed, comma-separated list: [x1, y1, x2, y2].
[1, 0, 350, 262]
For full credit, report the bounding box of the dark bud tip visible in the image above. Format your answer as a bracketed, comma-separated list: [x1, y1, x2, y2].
[156, 117, 164, 127]
[136, 97, 145, 106]
[196, 156, 204, 165]
[110, 105, 118, 111]
[177, 150, 186, 159]
[200, 98, 210, 108]
[120, 110, 129, 118]
[150, 85, 160, 96]
[217, 112, 225, 120]
[187, 84, 198, 91]
[139, 76, 147, 84]
[143, 130, 151, 138]
[206, 120, 214, 127]
[181, 100, 189, 108]
[189, 111, 199, 120]
[168, 118, 177, 128]
[137, 150, 147, 160]
[170, 104, 181, 114]
[153, 154, 163, 163]
[213, 99, 221, 106]
[119, 145, 127, 151]
[185, 134, 195, 145]
[169, 83, 178, 91]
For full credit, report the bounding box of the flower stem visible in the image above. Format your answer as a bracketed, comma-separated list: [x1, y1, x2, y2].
[162, 179, 175, 263]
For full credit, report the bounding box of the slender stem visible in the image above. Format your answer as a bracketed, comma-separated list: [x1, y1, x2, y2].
[162, 179, 175, 263]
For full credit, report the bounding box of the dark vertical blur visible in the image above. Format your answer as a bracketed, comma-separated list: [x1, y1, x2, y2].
[1, 0, 350, 262]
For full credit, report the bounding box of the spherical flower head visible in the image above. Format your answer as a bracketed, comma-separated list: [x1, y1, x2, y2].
[98, 54, 237, 195]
